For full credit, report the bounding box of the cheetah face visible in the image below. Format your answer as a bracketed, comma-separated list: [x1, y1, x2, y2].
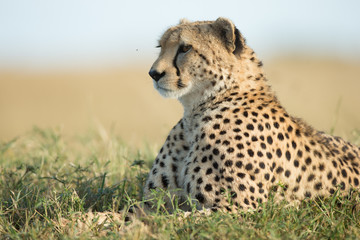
[149, 18, 245, 100]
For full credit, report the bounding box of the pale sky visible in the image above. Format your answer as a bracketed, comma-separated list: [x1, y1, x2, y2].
[0, 0, 359, 68]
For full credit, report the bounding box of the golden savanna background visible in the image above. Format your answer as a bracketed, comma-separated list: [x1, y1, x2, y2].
[1, 1, 359, 147]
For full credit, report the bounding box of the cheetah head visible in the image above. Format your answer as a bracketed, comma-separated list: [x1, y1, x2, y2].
[149, 18, 246, 102]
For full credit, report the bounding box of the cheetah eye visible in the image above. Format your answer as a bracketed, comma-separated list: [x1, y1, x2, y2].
[179, 44, 192, 53]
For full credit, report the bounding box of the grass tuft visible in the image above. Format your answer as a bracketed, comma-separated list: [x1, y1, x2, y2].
[0, 127, 359, 239]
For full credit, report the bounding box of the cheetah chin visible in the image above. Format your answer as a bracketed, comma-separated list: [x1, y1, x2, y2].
[144, 17, 360, 213]
[153, 80, 192, 99]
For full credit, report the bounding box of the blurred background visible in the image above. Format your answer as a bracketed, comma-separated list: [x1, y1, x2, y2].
[0, 0, 359, 146]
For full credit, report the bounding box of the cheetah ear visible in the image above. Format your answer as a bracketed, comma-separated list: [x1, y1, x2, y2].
[214, 17, 244, 56]
[179, 18, 190, 24]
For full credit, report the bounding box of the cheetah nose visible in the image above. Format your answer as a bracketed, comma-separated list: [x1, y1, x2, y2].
[149, 69, 165, 82]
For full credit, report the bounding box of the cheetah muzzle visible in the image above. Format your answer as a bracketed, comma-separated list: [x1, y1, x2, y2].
[145, 17, 360, 212]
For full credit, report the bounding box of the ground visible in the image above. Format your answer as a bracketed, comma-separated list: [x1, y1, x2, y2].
[0, 128, 359, 239]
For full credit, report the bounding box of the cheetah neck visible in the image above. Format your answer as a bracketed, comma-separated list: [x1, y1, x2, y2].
[180, 48, 270, 118]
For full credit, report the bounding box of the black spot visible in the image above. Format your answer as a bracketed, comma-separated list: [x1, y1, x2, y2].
[201, 156, 208, 163]
[276, 167, 284, 174]
[276, 149, 282, 158]
[195, 193, 205, 203]
[307, 174, 315, 182]
[225, 177, 234, 182]
[248, 149, 254, 157]
[237, 143, 244, 150]
[213, 124, 220, 130]
[194, 166, 201, 173]
[239, 184, 247, 191]
[304, 191, 312, 198]
[285, 151, 291, 161]
[227, 147, 234, 153]
[161, 174, 169, 188]
[233, 108, 240, 113]
[222, 140, 230, 146]
[267, 136, 273, 145]
[332, 178, 337, 186]
[340, 181, 346, 190]
[277, 133, 284, 141]
[213, 148, 219, 155]
[148, 181, 155, 190]
[152, 168, 158, 175]
[206, 168, 213, 175]
[341, 169, 347, 178]
[202, 116, 212, 122]
[314, 182, 322, 190]
[297, 150, 303, 158]
[264, 173, 270, 180]
[294, 160, 299, 168]
[237, 172, 246, 178]
[266, 152, 273, 159]
[332, 161, 337, 168]
[285, 170, 291, 177]
[235, 119, 242, 125]
[213, 162, 219, 169]
[259, 162, 265, 169]
[245, 163, 253, 171]
[172, 164, 177, 172]
[287, 126, 293, 132]
[273, 122, 280, 129]
[236, 161, 243, 168]
[225, 160, 233, 167]
[187, 182, 191, 193]
[246, 124, 254, 130]
[305, 157, 312, 165]
[354, 177, 359, 186]
[205, 184, 213, 192]
[327, 171, 333, 180]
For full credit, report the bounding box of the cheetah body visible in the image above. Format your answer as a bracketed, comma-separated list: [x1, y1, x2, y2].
[144, 18, 360, 211]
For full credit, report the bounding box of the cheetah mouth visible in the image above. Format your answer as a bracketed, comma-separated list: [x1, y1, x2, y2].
[154, 83, 174, 92]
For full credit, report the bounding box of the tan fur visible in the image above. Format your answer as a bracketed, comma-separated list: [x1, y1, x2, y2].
[145, 18, 360, 212]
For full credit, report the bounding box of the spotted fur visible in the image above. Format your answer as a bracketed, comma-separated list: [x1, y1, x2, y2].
[145, 18, 360, 212]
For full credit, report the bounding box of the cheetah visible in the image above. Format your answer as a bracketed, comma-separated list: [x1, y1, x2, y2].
[145, 17, 360, 212]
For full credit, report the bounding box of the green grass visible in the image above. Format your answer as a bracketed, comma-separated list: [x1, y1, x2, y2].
[0, 127, 360, 239]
